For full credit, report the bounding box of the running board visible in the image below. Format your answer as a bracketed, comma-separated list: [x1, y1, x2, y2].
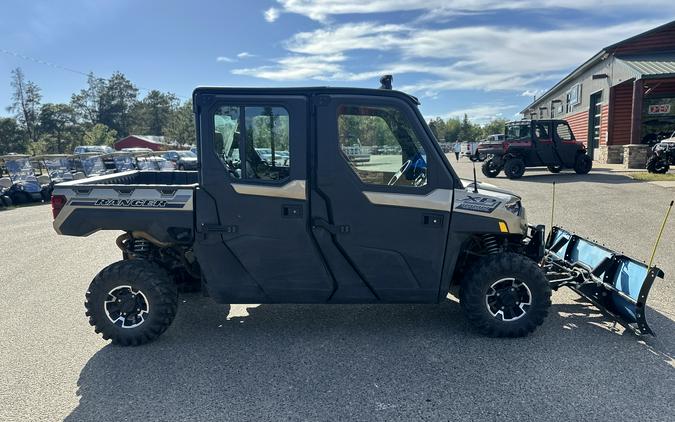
[543, 226, 664, 335]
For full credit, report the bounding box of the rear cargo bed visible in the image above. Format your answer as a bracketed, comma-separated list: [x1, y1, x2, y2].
[52, 170, 197, 243]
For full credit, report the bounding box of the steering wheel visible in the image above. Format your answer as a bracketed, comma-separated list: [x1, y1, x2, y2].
[388, 160, 412, 186]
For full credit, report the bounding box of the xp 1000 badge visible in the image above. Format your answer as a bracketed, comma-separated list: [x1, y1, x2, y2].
[456, 195, 500, 213]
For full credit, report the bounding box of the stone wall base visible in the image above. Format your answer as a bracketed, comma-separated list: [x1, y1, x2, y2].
[594, 145, 649, 168]
[623, 144, 650, 169]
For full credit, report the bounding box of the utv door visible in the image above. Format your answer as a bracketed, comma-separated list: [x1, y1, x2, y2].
[312, 94, 455, 302]
[552, 121, 579, 167]
[193, 92, 333, 303]
[533, 121, 560, 166]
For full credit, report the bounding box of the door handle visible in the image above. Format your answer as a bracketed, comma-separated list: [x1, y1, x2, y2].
[282, 204, 303, 218]
[422, 214, 444, 227]
[312, 218, 350, 234]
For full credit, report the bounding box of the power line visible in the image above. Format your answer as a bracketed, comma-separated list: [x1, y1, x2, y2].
[0, 48, 189, 99]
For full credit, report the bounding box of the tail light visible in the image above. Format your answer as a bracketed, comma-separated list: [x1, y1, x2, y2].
[51, 195, 66, 219]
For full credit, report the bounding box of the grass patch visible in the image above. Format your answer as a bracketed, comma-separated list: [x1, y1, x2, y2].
[629, 172, 675, 182]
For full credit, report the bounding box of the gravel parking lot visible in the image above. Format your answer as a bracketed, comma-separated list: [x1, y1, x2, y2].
[1, 161, 674, 421]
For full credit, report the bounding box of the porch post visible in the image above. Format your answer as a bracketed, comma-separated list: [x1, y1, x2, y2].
[629, 78, 644, 144]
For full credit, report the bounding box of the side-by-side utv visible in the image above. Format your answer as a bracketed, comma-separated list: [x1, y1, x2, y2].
[478, 120, 593, 179]
[50, 78, 665, 346]
[0, 155, 51, 204]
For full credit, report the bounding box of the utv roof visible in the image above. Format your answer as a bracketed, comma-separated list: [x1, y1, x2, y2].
[507, 119, 570, 125]
[192, 86, 420, 106]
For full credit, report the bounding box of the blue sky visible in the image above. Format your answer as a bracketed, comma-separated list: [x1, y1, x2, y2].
[1, 1, 673, 122]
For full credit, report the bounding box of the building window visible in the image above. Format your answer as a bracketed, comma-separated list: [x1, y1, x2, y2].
[337, 104, 428, 188]
[213, 105, 290, 181]
[550, 102, 555, 118]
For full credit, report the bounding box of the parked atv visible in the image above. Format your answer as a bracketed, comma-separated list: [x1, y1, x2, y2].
[478, 120, 592, 179]
[0, 154, 51, 204]
[646, 132, 674, 174]
[36, 154, 76, 198]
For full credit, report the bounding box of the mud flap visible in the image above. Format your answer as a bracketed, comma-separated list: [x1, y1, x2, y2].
[543, 226, 664, 335]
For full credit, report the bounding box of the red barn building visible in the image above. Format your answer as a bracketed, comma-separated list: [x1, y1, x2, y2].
[114, 135, 169, 151]
[521, 20, 675, 168]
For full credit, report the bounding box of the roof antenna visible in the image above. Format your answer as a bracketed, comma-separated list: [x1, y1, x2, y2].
[379, 75, 393, 90]
[472, 160, 478, 193]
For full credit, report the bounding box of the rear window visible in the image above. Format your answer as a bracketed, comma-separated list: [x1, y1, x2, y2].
[555, 123, 574, 142]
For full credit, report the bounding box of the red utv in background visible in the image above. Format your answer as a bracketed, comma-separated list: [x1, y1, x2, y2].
[478, 119, 592, 179]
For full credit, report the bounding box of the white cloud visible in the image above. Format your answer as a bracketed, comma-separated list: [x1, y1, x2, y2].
[233, 54, 347, 80]
[273, 0, 675, 22]
[237, 52, 255, 58]
[234, 19, 661, 96]
[264, 7, 280, 22]
[430, 104, 519, 124]
[521, 89, 546, 97]
[216, 56, 235, 63]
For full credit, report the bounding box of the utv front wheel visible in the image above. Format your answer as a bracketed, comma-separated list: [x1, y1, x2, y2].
[85, 260, 178, 346]
[481, 159, 501, 178]
[574, 154, 593, 174]
[459, 253, 551, 337]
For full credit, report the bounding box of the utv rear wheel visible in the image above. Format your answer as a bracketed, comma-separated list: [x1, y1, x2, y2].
[646, 156, 669, 174]
[0, 195, 10, 207]
[85, 260, 178, 346]
[504, 158, 526, 179]
[459, 253, 551, 337]
[547, 165, 562, 173]
[574, 154, 593, 174]
[481, 159, 501, 178]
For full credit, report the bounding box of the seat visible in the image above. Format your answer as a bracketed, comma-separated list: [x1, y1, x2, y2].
[73, 172, 86, 180]
[37, 175, 51, 185]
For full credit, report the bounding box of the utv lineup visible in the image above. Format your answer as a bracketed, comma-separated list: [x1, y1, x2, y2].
[50, 77, 664, 345]
[646, 131, 674, 174]
[479, 120, 593, 179]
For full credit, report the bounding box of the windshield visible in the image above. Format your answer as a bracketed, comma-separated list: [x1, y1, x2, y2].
[177, 151, 197, 158]
[43, 158, 73, 181]
[506, 124, 530, 141]
[112, 155, 135, 171]
[81, 156, 106, 176]
[136, 157, 174, 171]
[4, 158, 37, 181]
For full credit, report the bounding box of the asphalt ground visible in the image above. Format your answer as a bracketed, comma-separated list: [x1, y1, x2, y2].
[1, 160, 674, 421]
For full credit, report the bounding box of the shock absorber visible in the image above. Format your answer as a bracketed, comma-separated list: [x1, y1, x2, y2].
[482, 234, 500, 254]
[132, 238, 151, 257]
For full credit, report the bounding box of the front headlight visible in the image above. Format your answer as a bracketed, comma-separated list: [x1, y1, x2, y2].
[505, 199, 522, 216]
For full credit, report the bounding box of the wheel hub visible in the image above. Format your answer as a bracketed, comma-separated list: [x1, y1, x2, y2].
[104, 286, 150, 329]
[485, 278, 532, 321]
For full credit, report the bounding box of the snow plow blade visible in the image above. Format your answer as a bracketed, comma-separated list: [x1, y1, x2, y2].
[543, 226, 664, 335]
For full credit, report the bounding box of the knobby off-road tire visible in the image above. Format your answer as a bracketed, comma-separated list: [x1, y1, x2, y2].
[503, 158, 526, 179]
[574, 154, 593, 174]
[459, 253, 551, 337]
[481, 159, 501, 178]
[85, 260, 178, 346]
[646, 156, 670, 174]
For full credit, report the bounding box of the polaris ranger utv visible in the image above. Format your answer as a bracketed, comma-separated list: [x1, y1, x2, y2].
[50, 79, 664, 345]
[479, 120, 593, 179]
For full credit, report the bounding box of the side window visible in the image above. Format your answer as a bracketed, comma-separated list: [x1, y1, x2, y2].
[337, 104, 428, 188]
[534, 123, 550, 140]
[555, 122, 574, 142]
[213, 105, 290, 181]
